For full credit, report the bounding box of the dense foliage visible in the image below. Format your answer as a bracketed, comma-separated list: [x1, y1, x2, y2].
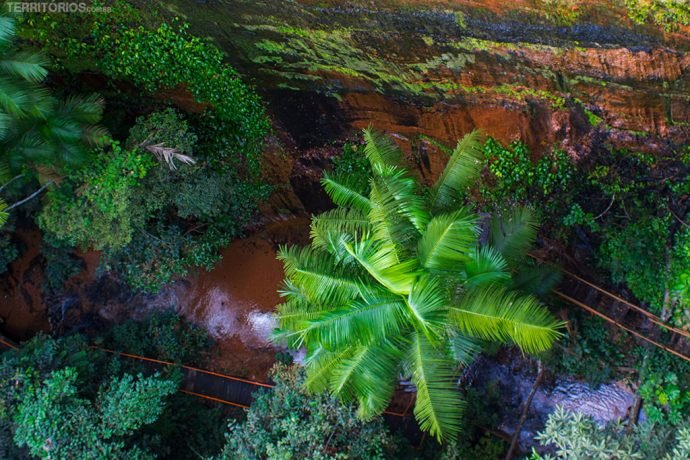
[39, 108, 268, 292]
[276, 129, 562, 441]
[0, 314, 227, 459]
[535, 407, 690, 460]
[217, 364, 399, 460]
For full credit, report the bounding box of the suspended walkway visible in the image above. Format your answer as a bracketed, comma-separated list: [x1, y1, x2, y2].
[530, 253, 690, 362]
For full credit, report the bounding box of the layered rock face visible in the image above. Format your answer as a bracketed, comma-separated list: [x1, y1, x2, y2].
[162, 0, 689, 177]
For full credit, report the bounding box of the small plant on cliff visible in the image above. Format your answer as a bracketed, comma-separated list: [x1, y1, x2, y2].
[274, 129, 563, 442]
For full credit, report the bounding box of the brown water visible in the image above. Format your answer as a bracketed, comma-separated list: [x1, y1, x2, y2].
[179, 233, 289, 380]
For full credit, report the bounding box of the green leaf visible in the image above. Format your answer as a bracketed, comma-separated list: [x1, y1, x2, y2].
[363, 127, 402, 173]
[489, 207, 538, 262]
[403, 333, 464, 442]
[450, 286, 563, 354]
[431, 130, 484, 212]
[464, 246, 510, 287]
[277, 245, 365, 305]
[417, 209, 479, 272]
[322, 171, 372, 213]
[344, 238, 419, 295]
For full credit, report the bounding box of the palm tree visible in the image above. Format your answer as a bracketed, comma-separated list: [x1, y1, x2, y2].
[274, 128, 564, 442]
[0, 13, 106, 171]
[0, 13, 106, 227]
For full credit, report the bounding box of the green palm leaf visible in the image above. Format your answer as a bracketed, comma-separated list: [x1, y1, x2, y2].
[417, 209, 479, 272]
[405, 275, 448, 340]
[448, 334, 481, 366]
[306, 289, 408, 348]
[379, 167, 429, 232]
[322, 171, 372, 213]
[430, 130, 484, 212]
[404, 333, 464, 442]
[509, 264, 562, 298]
[329, 341, 401, 418]
[0, 16, 16, 45]
[450, 286, 563, 354]
[363, 127, 403, 173]
[489, 207, 538, 262]
[369, 177, 417, 254]
[278, 245, 365, 305]
[0, 197, 7, 227]
[0, 51, 49, 82]
[464, 246, 510, 287]
[344, 237, 419, 295]
[310, 207, 370, 254]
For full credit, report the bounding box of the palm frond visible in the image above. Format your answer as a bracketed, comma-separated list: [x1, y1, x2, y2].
[489, 207, 538, 262]
[464, 246, 510, 287]
[277, 245, 365, 305]
[379, 167, 429, 232]
[0, 51, 48, 82]
[403, 333, 464, 442]
[363, 127, 403, 173]
[417, 209, 479, 272]
[59, 94, 104, 123]
[405, 275, 448, 341]
[430, 130, 484, 212]
[306, 290, 408, 349]
[322, 171, 372, 213]
[509, 264, 562, 298]
[449, 286, 563, 354]
[310, 207, 370, 256]
[0, 197, 7, 227]
[0, 16, 16, 46]
[448, 334, 481, 366]
[144, 143, 196, 170]
[343, 237, 418, 295]
[328, 341, 401, 418]
[368, 178, 416, 257]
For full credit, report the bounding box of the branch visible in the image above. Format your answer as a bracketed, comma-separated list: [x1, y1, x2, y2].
[0, 174, 24, 192]
[669, 206, 690, 229]
[594, 194, 615, 220]
[505, 360, 544, 460]
[6, 181, 53, 211]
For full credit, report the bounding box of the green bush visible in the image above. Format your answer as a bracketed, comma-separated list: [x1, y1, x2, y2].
[105, 312, 210, 365]
[41, 241, 84, 295]
[478, 138, 576, 224]
[0, 320, 223, 459]
[534, 406, 690, 459]
[216, 364, 400, 460]
[39, 142, 153, 252]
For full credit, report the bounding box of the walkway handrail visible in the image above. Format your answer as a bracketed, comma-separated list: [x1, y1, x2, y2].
[528, 253, 690, 340]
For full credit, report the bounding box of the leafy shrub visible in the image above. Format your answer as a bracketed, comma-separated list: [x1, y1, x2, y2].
[0, 321, 221, 459]
[39, 142, 154, 251]
[478, 138, 576, 225]
[105, 312, 210, 365]
[599, 215, 671, 311]
[624, 0, 690, 31]
[534, 406, 690, 459]
[331, 141, 371, 194]
[216, 364, 400, 460]
[41, 242, 84, 295]
[637, 347, 690, 426]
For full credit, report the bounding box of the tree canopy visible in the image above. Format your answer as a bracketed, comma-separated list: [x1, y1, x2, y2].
[275, 128, 563, 442]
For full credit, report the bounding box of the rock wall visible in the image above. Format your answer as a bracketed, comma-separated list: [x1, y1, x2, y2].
[160, 0, 688, 162]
